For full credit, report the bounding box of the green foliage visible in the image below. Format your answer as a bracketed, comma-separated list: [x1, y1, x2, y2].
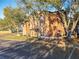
[0, 19, 9, 30]
[0, 19, 6, 26]
[3, 7, 26, 32]
[4, 7, 26, 24]
[17, 0, 61, 12]
[36, 0, 61, 8]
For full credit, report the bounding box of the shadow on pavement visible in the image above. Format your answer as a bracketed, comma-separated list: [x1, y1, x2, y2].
[0, 39, 79, 59]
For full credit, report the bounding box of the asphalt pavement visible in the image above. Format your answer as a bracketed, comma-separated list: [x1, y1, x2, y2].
[0, 39, 79, 59]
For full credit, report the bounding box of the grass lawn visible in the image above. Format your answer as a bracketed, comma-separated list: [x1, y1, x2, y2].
[4, 35, 27, 41]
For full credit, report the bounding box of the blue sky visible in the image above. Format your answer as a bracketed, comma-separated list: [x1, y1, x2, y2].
[0, 0, 17, 19]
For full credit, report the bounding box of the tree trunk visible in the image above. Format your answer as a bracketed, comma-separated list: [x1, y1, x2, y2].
[23, 23, 27, 35]
[16, 26, 20, 36]
[71, 17, 79, 32]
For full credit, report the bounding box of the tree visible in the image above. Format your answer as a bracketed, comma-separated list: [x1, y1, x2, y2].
[4, 7, 26, 34]
[16, 0, 79, 40]
[3, 7, 17, 31]
[0, 19, 9, 31]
